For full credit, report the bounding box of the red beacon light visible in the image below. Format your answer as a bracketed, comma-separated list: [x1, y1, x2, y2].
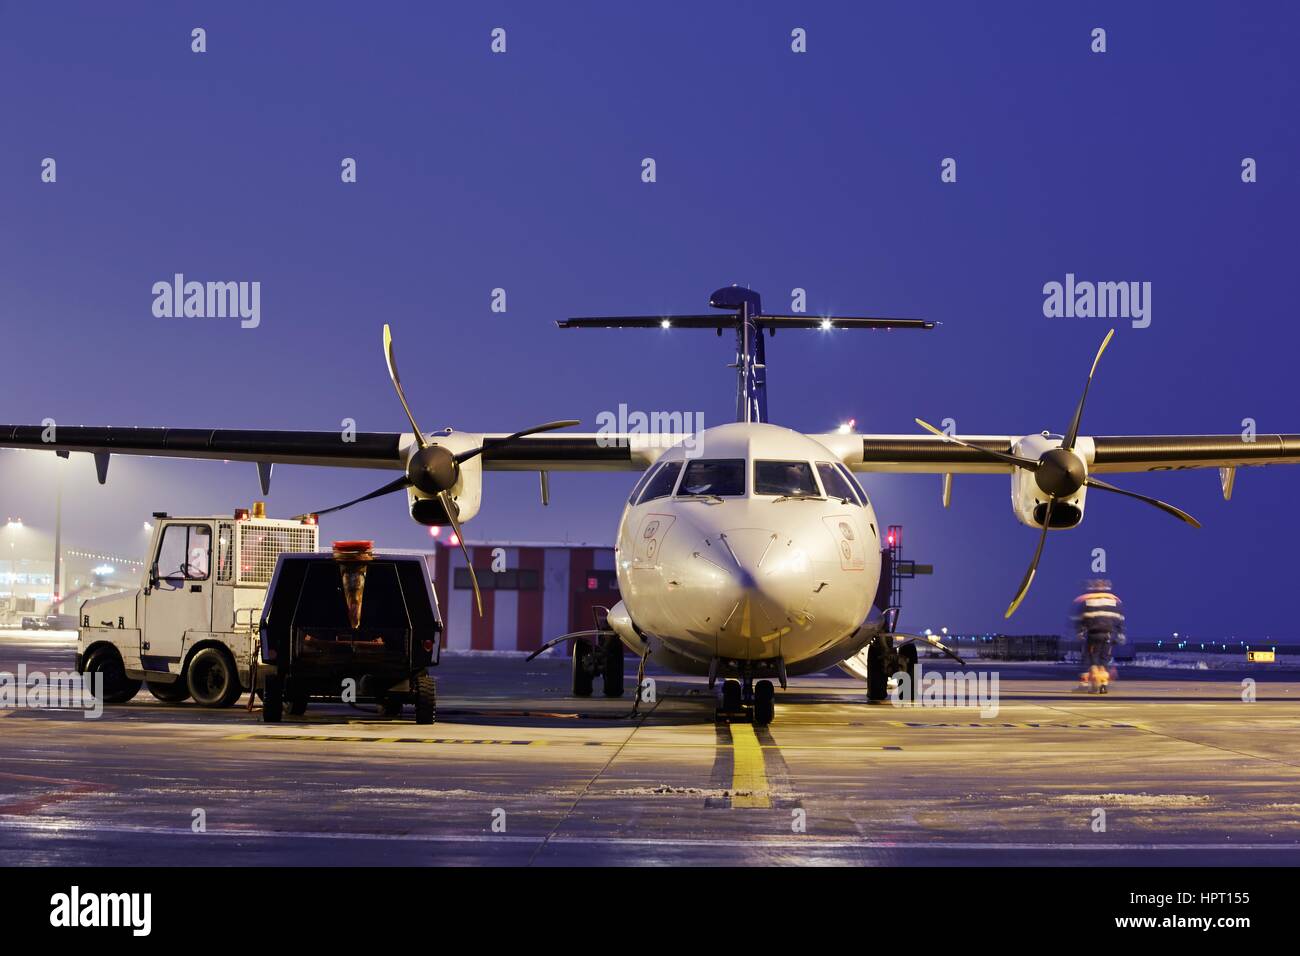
[233, 508, 250, 521]
[301, 514, 318, 525]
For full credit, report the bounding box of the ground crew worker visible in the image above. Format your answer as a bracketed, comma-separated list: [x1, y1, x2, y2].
[1073, 579, 1124, 693]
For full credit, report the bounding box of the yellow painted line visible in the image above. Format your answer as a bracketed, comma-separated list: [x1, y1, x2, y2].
[887, 721, 1145, 730]
[729, 723, 771, 808]
[225, 733, 548, 745]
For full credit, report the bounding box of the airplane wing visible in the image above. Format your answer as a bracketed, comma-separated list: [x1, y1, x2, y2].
[809, 432, 1300, 475]
[0, 426, 665, 475]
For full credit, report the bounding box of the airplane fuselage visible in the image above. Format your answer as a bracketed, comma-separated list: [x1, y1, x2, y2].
[607, 422, 882, 677]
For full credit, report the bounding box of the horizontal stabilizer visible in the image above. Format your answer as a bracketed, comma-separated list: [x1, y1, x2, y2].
[559, 315, 934, 331]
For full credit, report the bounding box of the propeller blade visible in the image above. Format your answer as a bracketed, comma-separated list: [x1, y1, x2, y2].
[383, 324, 428, 449]
[1005, 499, 1054, 618]
[1062, 328, 1115, 452]
[298, 475, 411, 519]
[914, 418, 1040, 470]
[440, 490, 483, 616]
[453, 419, 582, 465]
[1086, 476, 1201, 528]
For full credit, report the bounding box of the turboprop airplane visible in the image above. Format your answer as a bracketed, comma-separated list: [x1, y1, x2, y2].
[5, 285, 1300, 724]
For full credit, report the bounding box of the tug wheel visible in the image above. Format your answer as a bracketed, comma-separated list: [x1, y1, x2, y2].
[147, 678, 191, 704]
[187, 647, 242, 708]
[84, 647, 141, 704]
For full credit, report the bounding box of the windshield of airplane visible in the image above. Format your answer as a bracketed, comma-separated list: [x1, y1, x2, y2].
[755, 460, 819, 497]
[816, 462, 859, 504]
[678, 458, 745, 497]
[636, 460, 683, 504]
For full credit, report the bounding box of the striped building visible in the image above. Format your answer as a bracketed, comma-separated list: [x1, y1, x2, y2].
[430, 541, 619, 652]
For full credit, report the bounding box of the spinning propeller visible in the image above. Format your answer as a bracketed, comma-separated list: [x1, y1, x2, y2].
[301, 324, 579, 616]
[916, 328, 1200, 619]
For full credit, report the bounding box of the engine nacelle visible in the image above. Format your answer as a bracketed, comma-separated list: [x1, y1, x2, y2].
[1009, 433, 1091, 529]
[403, 432, 484, 526]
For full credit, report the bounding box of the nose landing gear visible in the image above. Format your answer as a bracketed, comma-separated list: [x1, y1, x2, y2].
[715, 674, 777, 725]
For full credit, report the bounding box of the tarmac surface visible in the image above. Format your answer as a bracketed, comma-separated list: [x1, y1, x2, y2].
[3, 629, 1300, 866]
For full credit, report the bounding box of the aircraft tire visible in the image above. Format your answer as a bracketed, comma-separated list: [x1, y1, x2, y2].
[721, 678, 743, 712]
[897, 643, 918, 701]
[572, 640, 594, 697]
[753, 679, 775, 725]
[866, 636, 890, 702]
[601, 635, 625, 697]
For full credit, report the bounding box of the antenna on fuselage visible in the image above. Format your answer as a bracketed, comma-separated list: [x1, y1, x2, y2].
[557, 286, 935, 424]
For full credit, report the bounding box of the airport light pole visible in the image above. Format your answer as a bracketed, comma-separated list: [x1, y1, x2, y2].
[52, 458, 64, 612]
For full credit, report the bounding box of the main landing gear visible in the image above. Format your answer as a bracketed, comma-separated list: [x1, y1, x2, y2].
[571, 633, 625, 698]
[866, 633, 918, 703]
[715, 673, 777, 726]
[525, 607, 628, 700]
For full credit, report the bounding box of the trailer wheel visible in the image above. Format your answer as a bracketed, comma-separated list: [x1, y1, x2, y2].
[414, 673, 436, 725]
[286, 686, 309, 716]
[147, 679, 191, 703]
[571, 640, 594, 697]
[84, 647, 141, 704]
[263, 675, 284, 723]
[187, 647, 242, 708]
[601, 635, 625, 698]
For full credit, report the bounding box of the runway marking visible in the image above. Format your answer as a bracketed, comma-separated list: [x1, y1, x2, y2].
[2, 817, 1298, 854]
[0, 769, 113, 816]
[889, 721, 1142, 729]
[225, 733, 546, 746]
[525, 694, 663, 864]
[1038, 701, 1300, 771]
[730, 723, 771, 808]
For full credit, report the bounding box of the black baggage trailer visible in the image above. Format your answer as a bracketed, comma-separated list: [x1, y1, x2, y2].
[257, 542, 442, 723]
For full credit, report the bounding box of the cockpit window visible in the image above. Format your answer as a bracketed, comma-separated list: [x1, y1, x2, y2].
[817, 462, 859, 505]
[637, 460, 683, 504]
[627, 461, 659, 504]
[755, 460, 819, 497]
[836, 463, 869, 506]
[678, 458, 745, 497]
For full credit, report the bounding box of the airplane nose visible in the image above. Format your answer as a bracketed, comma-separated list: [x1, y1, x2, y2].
[671, 524, 821, 656]
[719, 527, 818, 629]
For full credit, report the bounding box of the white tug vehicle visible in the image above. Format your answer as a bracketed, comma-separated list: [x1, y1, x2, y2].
[76, 503, 319, 706]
